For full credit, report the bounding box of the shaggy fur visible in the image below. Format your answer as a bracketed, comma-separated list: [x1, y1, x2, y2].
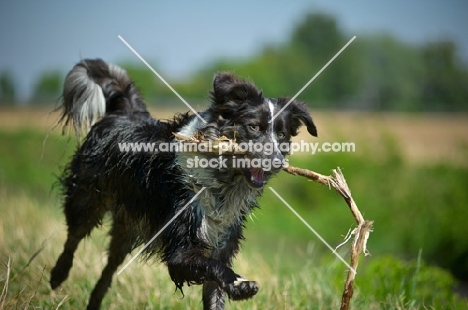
[50, 58, 317, 310]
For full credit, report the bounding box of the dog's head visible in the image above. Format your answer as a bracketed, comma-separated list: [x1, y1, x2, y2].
[203, 72, 317, 188]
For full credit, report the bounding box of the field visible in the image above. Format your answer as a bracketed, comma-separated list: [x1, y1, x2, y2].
[1, 106, 468, 309]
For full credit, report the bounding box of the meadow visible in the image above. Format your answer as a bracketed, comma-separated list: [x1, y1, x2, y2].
[0, 107, 467, 309]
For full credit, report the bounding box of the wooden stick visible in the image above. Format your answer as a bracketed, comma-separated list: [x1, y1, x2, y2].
[282, 165, 373, 310]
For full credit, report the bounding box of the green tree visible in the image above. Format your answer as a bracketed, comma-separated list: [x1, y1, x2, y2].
[0, 70, 16, 105]
[186, 13, 363, 108]
[288, 13, 361, 106]
[150, 11, 468, 112]
[355, 35, 425, 111]
[420, 40, 468, 111]
[291, 13, 343, 59]
[32, 70, 63, 104]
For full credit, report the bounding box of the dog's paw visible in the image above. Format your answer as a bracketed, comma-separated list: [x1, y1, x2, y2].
[224, 277, 259, 300]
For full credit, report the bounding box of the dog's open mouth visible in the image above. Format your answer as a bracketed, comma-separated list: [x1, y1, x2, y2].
[247, 167, 265, 188]
[242, 157, 270, 188]
[239, 157, 265, 188]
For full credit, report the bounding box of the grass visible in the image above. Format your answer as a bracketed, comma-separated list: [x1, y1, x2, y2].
[1, 109, 468, 309]
[1, 188, 465, 309]
[0, 188, 354, 309]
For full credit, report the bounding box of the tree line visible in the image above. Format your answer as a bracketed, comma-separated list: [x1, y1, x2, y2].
[2, 12, 467, 112]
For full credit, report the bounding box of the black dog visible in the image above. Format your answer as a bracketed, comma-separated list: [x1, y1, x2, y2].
[50, 59, 317, 310]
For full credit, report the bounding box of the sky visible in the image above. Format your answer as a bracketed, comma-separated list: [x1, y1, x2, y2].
[1, 0, 467, 100]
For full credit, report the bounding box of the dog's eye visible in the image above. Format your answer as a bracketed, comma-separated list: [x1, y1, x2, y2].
[277, 132, 285, 139]
[249, 125, 261, 132]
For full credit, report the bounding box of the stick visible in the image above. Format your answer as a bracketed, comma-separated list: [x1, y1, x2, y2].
[282, 165, 373, 310]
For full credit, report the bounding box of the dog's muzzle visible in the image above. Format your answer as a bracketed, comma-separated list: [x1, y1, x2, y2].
[245, 153, 284, 188]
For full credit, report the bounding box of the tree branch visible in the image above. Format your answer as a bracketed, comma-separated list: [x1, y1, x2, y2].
[282, 165, 373, 310]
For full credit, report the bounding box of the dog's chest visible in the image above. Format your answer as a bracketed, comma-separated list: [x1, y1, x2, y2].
[193, 184, 256, 253]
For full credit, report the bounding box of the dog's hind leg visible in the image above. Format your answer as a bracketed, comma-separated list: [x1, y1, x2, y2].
[50, 197, 106, 289]
[86, 216, 135, 310]
[203, 280, 226, 310]
[50, 227, 90, 289]
[50, 226, 91, 288]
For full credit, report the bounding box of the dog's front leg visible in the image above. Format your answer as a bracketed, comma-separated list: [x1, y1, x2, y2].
[203, 280, 225, 310]
[166, 250, 258, 306]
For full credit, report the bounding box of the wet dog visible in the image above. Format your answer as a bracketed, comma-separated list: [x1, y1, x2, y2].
[50, 59, 317, 309]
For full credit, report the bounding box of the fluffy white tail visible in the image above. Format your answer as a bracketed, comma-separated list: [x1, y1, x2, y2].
[59, 59, 147, 137]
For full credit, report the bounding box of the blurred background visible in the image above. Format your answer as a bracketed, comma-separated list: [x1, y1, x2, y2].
[1, 0, 467, 309]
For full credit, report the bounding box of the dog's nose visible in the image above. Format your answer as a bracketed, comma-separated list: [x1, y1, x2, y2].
[274, 151, 284, 161]
[272, 152, 285, 168]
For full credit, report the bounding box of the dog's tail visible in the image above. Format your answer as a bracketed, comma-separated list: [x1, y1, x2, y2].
[58, 58, 147, 137]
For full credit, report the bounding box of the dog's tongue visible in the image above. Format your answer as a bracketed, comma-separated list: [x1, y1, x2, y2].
[250, 167, 264, 185]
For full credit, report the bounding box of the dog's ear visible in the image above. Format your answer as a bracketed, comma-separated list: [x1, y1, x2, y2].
[211, 72, 263, 104]
[283, 99, 317, 137]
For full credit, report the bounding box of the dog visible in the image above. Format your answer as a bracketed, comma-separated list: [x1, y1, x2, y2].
[50, 58, 317, 310]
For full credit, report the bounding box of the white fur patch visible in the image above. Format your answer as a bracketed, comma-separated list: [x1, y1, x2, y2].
[193, 179, 257, 254]
[79, 81, 106, 133]
[233, 276, 249, 286]
[65, 66, 106, 135]
[176, 117, 204, 138]
[267, 100, 280, 155]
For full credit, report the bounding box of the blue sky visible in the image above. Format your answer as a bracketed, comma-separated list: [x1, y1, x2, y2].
[1, 0, 467, 100]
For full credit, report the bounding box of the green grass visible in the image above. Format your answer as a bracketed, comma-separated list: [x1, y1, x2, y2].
[0, 129, 74, 198]
[1, 128, 467, 309]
